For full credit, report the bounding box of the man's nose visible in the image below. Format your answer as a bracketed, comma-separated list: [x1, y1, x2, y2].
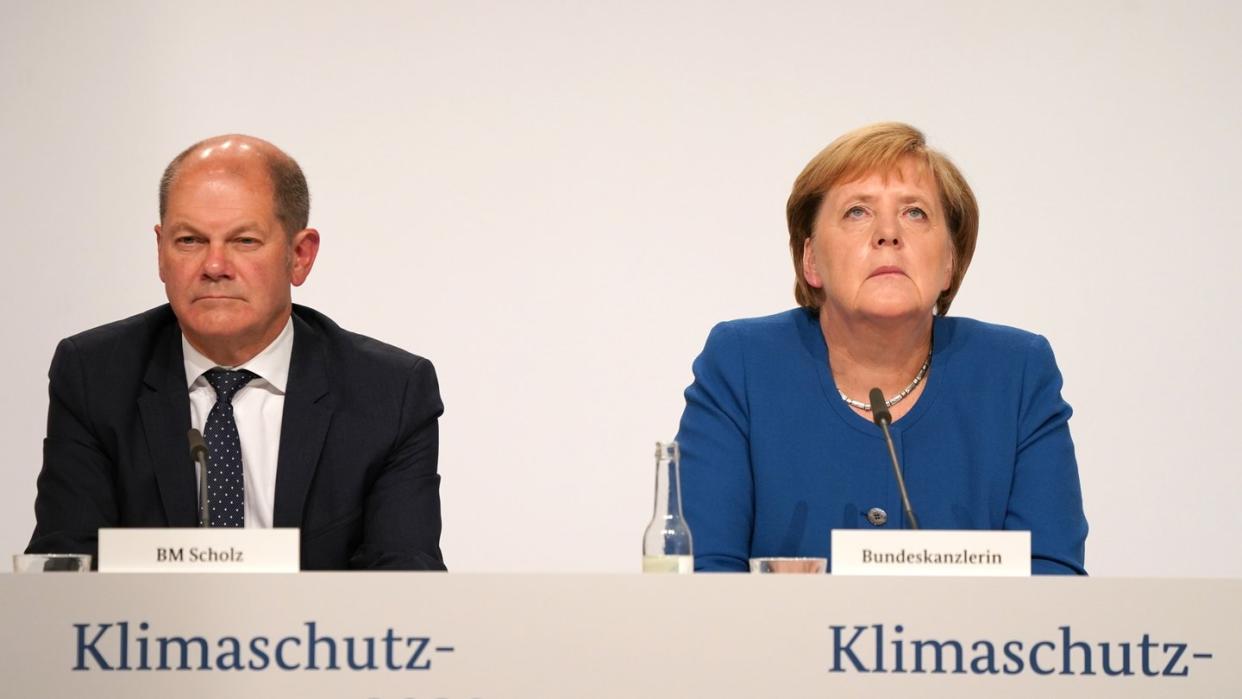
[202, 244, 234, 279]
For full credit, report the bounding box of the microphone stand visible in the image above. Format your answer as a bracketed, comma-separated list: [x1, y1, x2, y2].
[188, 429, 211, 527]
[869, 388, 920, 530]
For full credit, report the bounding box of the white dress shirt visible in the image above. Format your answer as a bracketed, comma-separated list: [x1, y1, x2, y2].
[183, 317, 294, 528]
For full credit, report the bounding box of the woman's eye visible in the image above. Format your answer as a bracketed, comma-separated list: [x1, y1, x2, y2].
[845, 206, 867, 219]
[907, 207, 927, 220]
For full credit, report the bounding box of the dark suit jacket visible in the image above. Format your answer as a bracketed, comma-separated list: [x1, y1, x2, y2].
[27, 304, 446, 570]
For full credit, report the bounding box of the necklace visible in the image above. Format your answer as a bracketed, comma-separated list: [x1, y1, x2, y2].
[838, 348, 932, 412]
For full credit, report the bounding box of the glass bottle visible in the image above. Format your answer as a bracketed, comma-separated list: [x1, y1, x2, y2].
[642, 440, 694, 573]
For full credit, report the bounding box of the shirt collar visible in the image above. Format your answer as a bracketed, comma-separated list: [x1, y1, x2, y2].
[182, 316, 295, 394]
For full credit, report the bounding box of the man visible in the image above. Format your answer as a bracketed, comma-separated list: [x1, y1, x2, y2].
[27, 135, 445, 570]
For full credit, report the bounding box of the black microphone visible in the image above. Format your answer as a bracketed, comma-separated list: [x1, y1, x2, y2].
[869, 388, 920, 530]
[188, 428, 210, 528]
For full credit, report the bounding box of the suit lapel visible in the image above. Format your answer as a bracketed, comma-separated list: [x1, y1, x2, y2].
[273, 312, 333, 528]
[137, 321, 198, 526]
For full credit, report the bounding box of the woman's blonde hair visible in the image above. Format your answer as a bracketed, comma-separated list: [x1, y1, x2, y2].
[786, 122, 978, 315]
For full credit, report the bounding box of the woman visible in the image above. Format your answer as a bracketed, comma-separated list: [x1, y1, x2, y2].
[677, 122, 1087, 574]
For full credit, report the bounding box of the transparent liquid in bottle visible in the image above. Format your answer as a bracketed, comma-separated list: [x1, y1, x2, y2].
[642, 441, 694, 573]
[642, 554, 694, 574]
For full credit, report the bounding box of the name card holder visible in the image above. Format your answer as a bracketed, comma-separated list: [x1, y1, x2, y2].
[98, 528, 300, 573]
[831, 530, 1029, 577]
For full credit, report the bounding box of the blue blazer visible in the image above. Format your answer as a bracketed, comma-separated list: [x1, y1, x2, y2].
[27, 304, 446, 570]
[676, 309, 1087, 575]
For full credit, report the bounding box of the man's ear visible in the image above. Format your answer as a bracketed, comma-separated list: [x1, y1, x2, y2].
[290, 228, 321, 287]
[154, 224, 166, 283]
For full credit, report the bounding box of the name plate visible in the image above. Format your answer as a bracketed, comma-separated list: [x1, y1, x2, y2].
[831, 530, 1029, 577]
[98, 528, 300, 573]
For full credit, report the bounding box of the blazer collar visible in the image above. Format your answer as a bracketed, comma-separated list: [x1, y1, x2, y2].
[272, 310, 334, 527]
[137, 315, 198, 526]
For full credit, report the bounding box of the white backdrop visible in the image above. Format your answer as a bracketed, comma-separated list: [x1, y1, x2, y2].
[2, 1, 1239, 576]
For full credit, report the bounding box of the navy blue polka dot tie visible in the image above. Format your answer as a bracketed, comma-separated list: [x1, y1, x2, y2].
[203, 368, 256, 528]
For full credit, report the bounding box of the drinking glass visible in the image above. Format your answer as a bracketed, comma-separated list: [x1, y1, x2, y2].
[12, 553, 91, 573]
[749, 557, 827, 574]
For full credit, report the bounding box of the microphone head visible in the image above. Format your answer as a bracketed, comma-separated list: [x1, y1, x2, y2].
[868, 388, 893, 426]
[187, 428, 208, 458]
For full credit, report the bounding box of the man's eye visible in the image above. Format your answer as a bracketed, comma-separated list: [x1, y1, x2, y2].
[175, 237, 200, 246]
[235, 237, 259, 246]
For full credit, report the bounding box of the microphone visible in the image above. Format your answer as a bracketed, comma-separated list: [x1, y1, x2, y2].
[188, 428, 210, 528]
[869, 388, 920, 530]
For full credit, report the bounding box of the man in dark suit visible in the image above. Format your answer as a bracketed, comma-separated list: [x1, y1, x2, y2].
[27, 135, 445, 570]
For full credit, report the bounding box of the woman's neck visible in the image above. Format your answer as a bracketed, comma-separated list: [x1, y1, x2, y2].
[820, 309, 934, 405]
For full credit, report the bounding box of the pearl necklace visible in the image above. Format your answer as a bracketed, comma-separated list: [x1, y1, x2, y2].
[838, 349, 932, 412]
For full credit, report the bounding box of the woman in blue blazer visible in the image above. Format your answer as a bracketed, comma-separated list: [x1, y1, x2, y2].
[677, 123, 1087, 574]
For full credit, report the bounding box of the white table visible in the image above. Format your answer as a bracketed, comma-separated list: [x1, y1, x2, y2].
[2, 573, 1238, 698]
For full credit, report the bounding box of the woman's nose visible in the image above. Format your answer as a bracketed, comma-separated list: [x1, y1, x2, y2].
[873, 213, 901, 247]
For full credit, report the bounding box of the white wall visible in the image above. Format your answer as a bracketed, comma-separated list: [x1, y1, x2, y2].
[2, 0, 1238, 576]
